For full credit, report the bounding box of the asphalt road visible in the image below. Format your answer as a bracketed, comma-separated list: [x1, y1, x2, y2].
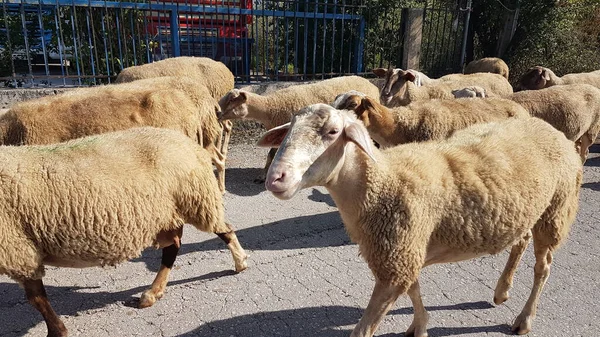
[1, 142, 599, 337]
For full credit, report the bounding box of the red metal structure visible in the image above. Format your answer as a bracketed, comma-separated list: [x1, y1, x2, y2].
[146, 0, 253, 76]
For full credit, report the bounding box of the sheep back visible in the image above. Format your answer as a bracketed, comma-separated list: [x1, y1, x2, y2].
[386, 97, 528, 145]
[0, 77, 221, 149]
[115, 56, 235, 99]
[464, 57, 509, 79]
[0, 127, 224, 281]
[262, 75, 380, 129]
[510, 84, 600, 141]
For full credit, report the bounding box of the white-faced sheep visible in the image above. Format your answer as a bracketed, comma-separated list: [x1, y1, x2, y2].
[517, 66, 600, 91]
[0, 76, 230, 192]
[259, 104, 581, 337]
[218, 75, 380, 182]
[510, 83, 600, 162]
[373, 68, 513, 107]
[0, 127, 248, 337]
[335, 92, 528, 147]
[452, 85, 487, 98]
[464, 57, 510, 79]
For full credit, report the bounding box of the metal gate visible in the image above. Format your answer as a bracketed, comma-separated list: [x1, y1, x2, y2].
[420, 0, 471, 77]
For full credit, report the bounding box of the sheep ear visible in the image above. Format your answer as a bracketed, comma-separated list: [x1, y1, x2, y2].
[541, 68, 550, 81]
[403, 71, 416, 82]
[373, 68, 387, 78]
[257, 123, 290, 148]
[344, 122, 376, 162]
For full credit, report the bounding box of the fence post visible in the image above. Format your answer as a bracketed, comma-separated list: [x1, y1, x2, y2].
[496, 4, 519, 57]
[353, 17, 365, 73]
[401, 8, 424, 70]
[170, 9, 180, 57]
[459, 0, 473, 69]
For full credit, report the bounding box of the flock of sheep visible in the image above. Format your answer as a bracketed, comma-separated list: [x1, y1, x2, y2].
[0, 55, 599, 337]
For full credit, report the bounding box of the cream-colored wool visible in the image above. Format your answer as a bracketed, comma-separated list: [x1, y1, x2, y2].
[510, 83, 600, 162]
[464, 57, 510, 79]
[219, 75, 381, 130]
[375, 69, 513, 107]
[452, 85, 486, 98]
[0, 127, 243, 281]
[0, 76, 228, 191]
[261, 105, 581, 337]
[115, 56, 234, 99]
[337, 93, 528, 147]
[218, 75, 380, 181]
[518, 66, 600, 91]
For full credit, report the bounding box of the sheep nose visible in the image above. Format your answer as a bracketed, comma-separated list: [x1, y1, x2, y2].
[265, 169, 287, 192]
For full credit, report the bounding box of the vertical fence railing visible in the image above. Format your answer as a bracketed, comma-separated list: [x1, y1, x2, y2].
[0, 0, 467, 87]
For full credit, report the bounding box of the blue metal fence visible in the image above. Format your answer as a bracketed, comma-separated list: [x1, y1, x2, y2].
[0, 0, 468, 87]
[0, 0, 373, 86]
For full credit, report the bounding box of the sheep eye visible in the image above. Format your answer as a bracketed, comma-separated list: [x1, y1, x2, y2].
[328, 129, 339, 135]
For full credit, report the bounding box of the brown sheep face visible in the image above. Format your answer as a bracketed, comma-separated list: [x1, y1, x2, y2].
[332, 91, 365, 111]
[373, 68, 416, 106]
[518, 66, 550, 90]
[218, 89, 249, 121]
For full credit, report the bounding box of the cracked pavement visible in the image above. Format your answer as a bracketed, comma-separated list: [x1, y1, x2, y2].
[1, 142, 600, 337]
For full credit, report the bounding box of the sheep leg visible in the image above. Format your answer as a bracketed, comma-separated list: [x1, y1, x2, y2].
[511, 240, 553, 335]
[219, 120, 232, 159]
[405, 280, 429, 337]
[578, 133, 594, 163]
[210, 145, 226, 193]
[255, 148, 277, 184]
[139, 227, 183, 309]
[23, 278, 68, 337]
[350, 281, 403, 337]
[494, 230, 532, 305]
[216, 223, 248, 273]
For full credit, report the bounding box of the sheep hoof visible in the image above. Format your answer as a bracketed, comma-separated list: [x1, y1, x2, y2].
[405, 323, 428, 337]
[235, 255, 249, 273]
[139, 290, 162, 309]
[511, 314, 532, 335]
[493, 291, 509, 305]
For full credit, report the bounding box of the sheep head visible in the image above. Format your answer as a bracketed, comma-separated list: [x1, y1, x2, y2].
[373, 68, 416, 106]
[331, 90, 367, 110]
[218, 89, 249, 121]
[258, 104, 375, 200]
[518, 66, 552, 91]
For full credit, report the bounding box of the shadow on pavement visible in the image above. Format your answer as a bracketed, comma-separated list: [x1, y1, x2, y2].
[133, 211, 345, 272]
[0, 270, 237, 337]
[175, 301, 509, 337]
[224, 167, 266, 196]
[308, 188, 337, 207]
[581, 182, 600, 191]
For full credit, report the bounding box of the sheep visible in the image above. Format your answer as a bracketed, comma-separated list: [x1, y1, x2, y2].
[115, 56, 234, 100]
[373, 68, 433, 87]
[517, 66, 600, 91]
[373, 68, 513, 107]
[258, 104, 581, 337]
[452, 85, 487, 98]
[335, 93, 528, 148]
[464, 57, 510, 79]
[0, 76, 229, 192]
[0, 127, 248, 337]
[509, 83, 600, 162]
[114, 56, 235, 159]
[218, 75, 380, 182]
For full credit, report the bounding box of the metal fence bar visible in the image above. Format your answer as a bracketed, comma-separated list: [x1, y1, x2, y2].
[1, 0, 472, 86]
